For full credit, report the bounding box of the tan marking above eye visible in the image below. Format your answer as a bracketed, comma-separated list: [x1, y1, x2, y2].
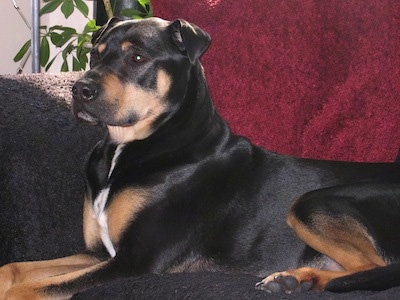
[97, 43, 107, 53]
[121, 41, 133, 51]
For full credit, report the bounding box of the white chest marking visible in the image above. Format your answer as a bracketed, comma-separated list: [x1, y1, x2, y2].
[93, 144, 125, 258]
[94, 187, 115, 257]
[109, 144, 125, 178]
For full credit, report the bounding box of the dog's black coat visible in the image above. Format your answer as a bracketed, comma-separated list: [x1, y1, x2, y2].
[73, 18, 400, 289]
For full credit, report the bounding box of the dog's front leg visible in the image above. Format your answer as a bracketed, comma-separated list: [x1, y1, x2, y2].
[0, 254, 100, 299]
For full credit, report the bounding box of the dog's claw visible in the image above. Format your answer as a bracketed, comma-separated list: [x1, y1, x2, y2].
[256, 280, 283, 293]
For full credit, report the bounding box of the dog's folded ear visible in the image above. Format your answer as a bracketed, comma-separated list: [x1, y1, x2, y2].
[169, 19, 211, 64]
[91, 17, 121, 46]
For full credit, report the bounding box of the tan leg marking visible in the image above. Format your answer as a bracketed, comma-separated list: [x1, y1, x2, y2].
[4, 260, 108, 300]
[0, 254, 100, 299]
[259, 210, 386, 291]
[107, 188, 149, 247]
[83, 194, 101, 250]
[287, 211, 386, 273]
[3, 182, 150, 299]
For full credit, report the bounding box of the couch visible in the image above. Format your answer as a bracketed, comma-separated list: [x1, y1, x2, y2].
[1, 0, 400, 298]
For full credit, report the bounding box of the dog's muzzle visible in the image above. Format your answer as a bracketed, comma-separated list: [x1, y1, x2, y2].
[72, 78, 98, 102]
[72, 78, 100, 124]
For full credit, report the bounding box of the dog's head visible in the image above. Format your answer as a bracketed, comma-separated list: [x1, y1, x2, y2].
[72, 17, 211, 144]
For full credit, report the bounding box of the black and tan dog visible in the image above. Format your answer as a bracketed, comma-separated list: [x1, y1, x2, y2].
[1, 17, 400, 299]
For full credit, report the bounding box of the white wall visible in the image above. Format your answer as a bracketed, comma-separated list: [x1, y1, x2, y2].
[0, 1, 94, 74]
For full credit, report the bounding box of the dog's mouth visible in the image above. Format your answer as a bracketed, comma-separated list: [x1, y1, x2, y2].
[76, 110, 99, 125]
[74, 110, 139, 127]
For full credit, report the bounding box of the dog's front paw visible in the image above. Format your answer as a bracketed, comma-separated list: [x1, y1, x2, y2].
[255, 272, 313, 294]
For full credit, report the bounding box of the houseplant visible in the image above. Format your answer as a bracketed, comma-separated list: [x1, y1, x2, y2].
[13, 0, 152, 72]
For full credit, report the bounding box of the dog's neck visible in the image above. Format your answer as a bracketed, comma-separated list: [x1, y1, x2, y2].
[160, 64, 223, 138]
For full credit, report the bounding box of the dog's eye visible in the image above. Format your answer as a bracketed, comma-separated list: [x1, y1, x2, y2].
[90, 49, 99, 61]
[133, 54, 146, 63]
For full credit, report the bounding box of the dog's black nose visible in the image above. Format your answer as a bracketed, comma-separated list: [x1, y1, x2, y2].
[72, 79, 98, 101]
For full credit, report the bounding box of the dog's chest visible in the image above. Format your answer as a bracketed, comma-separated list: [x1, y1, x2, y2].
[92, 144, 125, 257]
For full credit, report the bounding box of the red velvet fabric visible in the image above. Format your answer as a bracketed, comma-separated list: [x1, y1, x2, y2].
[152, 0, 400, 162]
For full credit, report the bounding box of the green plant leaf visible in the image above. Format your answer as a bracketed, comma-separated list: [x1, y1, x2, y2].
[40, 0, 63, 15]
[13, 40, 31, 62]
[49, 27, 76, 47]
[78, 56, 88, 70]
[72, 56, 81, 71]
[54, 35, 73, 47]
[76, 46, 90, 69]
[50, 32, 62, 45]
[61, 0, 74, 19]
[121, 8, 146, 18]
[79, 51, 88, 67]
[58, 27, 77, 35]
[61, 60, 69, 72]
[84, 19, 99, 33]
[76, 34, 90, 50]
[138, 0, 153, 16]
[132, 15, 145, 20]
[62, 42, 75, 59]
[74, 0, 89, 17]
[45, 53, 60, 71]
[138, 0, 150, 9]
[40, 36, 50, 67]
[49, 25, 70, 31]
